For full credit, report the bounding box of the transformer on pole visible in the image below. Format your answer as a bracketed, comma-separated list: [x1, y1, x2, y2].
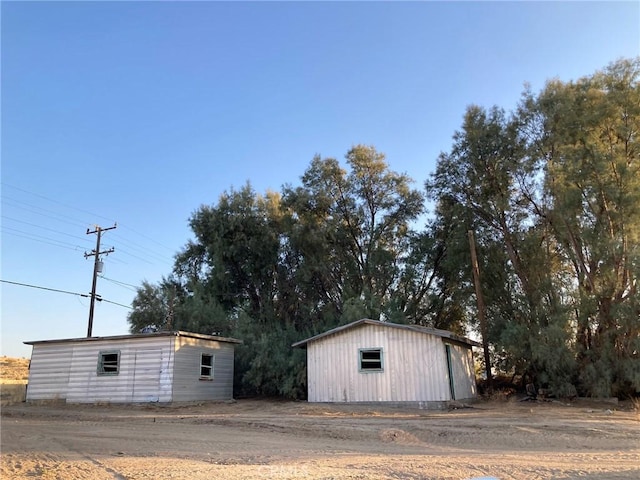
[84, 224, 116, 337]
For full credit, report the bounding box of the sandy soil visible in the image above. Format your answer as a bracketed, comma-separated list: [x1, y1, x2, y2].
[1, 398, 638, 480]
[0, 357, 29, 382]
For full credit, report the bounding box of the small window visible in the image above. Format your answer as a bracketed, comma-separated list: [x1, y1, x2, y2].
[359, 348, 383, 372]
[97, 350, 120, 375]
[200, 353, 214, 379]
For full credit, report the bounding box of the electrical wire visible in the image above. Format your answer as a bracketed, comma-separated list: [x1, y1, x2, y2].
[2, 187, 176, 267]
[99, 275, 139, 292]
[1, 183, 115, 224]
[108, 231, 174, 265]
[2, 215, 94, 244]
[1, 228, 85, 251]
[2, 197, 95, 230]
[0, 279, 132, 309]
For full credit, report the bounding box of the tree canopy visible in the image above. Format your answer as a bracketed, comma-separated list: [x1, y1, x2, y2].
[128, 58, 639, 399]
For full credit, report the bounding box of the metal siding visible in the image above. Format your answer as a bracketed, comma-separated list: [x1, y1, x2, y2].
[447, 342, 478, 399]
[172, 337, 235, 402]
[306, 324, 458, 402]
[131, 349, 163, 402]
[28, 337, 175, 403]
[26, 344, 72, 401]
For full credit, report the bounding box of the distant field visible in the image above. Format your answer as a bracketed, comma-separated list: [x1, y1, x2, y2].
[0, 356, 29, 383]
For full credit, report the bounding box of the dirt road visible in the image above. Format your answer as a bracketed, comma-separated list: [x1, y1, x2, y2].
[1, 398, 638, 479]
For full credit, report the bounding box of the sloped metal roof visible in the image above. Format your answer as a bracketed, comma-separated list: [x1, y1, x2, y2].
[291, 318, 481, 348]
[24, 330, 242, 346]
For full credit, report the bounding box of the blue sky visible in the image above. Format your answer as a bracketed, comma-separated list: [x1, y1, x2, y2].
[2, 1, 639, 358]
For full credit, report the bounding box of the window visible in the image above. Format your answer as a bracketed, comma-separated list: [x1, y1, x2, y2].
[359, 348, 383, 372]
[97, 350, 120, 375]
[200, 353, 214, 379]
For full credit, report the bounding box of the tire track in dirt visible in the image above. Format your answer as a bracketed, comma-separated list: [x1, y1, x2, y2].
[54, 437, 128, 480]
[1, 418, 129, 479]
[3, 399, 639, 479]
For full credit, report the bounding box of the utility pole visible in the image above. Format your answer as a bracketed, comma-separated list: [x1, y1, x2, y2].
[85, 224, 116, 337]
[468, 230, 493, 389]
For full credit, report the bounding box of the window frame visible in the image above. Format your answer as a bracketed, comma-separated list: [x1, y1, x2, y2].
[358, 347, 384, 373]
[200, 352, 215, 380]
[97, 350, 121, 376]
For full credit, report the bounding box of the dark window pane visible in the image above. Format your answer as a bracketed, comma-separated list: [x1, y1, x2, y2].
[362, 360, 382, 370]
[200, 354, 213, 377]
[98, 351, 120, 375]
[201, 354, 213, 366]
[361, 351, 381, 361]
[360, 349, 382, 371]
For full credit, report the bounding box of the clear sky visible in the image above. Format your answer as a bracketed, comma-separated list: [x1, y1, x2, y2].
[2, 1, 639, 358]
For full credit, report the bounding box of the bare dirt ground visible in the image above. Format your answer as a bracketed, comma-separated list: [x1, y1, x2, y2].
[1, 396, 638, 480]
[0, 357, 29, 382]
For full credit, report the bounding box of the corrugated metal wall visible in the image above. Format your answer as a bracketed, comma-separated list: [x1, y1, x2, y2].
[25, 343, 72, 401]
[27, 336, 175, 403]
[172, 337, 235, 402]
[307, 324, 462, 403]
[447, 341, 478, 400]
[131, 348, 166, 402]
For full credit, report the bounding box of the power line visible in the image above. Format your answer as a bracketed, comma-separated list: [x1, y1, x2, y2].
[1, 225, 136, 266]
[99, 275, 139, 291]
[1, 183, 116, 224]
[2, 197, 96, 230]
[116, 224, 176, 254]
[2, 225, 168, 268]
[1, 279, 91, 297]
[1, 228, 86, 251]
[3, 185, 177, 267]
[98, 298, 132, 309]
[109, 231, 175, 265]
[2, 215, 94, 243]
[0, 279, 132, 310]
[108, 246, 155, 265]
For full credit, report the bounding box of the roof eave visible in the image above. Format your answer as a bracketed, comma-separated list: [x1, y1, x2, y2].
[24, 330, 243, 346]
[291, 319, 480, 348]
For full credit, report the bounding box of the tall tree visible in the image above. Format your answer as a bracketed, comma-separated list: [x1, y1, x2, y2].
[426, 104, 575, 394]
[130, 146, 428, 398]
[532, 58, 640, 396]
[128, 277, 182, 333]
[173, 183, 283, 322]
[282, 145, 425, 323]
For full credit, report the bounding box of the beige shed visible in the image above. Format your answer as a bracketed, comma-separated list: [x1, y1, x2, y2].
[293, 319, 480, 406]
[24, 331, 241, 404]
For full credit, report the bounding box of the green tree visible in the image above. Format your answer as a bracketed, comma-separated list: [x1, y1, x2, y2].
[128, 146, 430, 398]
[426, 104, 576, 395]
[532, 58, 640, 397]
[127, 277, 181, 333]
[174, 183, 283, 322]
[282, 145, 424, 324]
[426, 58, 640, 398]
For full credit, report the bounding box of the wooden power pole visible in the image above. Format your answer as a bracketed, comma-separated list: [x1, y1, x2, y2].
[85, 224, 116, 337]
[468, 230, 493, 388]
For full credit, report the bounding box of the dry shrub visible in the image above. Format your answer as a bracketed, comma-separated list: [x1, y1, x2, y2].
[477, 374, 519, 401]
[484, 387, 517, 402]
